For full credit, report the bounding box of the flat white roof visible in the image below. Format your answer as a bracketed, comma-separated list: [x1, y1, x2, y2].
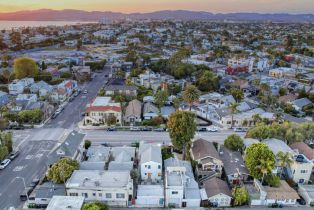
[46, 196, 84, 210]
[92, 97, 111, 106]
[66, 170, 130, 189]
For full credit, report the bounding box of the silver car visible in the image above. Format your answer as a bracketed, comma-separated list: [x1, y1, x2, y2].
[0, 159, 11, 169]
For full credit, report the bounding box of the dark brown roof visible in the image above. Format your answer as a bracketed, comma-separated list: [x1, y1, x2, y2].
[203, 177, 232, 198]
[191, 139, 221, 161]
[290, 142, 314, 160]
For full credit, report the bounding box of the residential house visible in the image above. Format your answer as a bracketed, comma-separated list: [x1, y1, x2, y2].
[190, 139, 223, 179]
[139, 143, 162, 182]
[143, 102, 159, 120]
[160, 106, 175, 119]
[28, 182, 65, 207]
[66, 170, 133, 207]
[46, 196, 85, 210]
[220, 146, 251, 185]
[72, 66, 91, 82]
[200, 177, 232, 207]
[0, 91, 9, 106]
[16, 94, 38, 103]
[57, 80, 78, 96]
[84, 97, 122, 126]
[199, 93, 236, 109]
[291, 98, 312, 112]
[263, 138, 313, 184]
[124, 99, 142, 124]
[164, 157, 201, 208]
[247, 179, 299, 206]
[108, 146, 136, 171]
[136, 184, 164, 207]
[269, 67, 296, 78]
[290, 142, 314, 162]
[30, 81, 53, 97]
[8, 78, 34, 95]
[104, 85, 138, 97]
[47, 131, 84, 167]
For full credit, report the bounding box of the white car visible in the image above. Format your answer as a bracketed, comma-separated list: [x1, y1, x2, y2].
[0, 159, 11, 169]
[207, 126, 219, 132]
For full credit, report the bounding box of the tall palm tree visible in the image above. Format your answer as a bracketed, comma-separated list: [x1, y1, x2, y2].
[258, 159, 275, 184]
[229, 102, 238, 129]
[183, 85, 200, 111]
[276, 151, 293, 178]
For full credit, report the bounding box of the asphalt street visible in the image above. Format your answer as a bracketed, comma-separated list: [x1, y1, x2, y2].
[83, 130, 246, 146]
[0, 140, 55, 210]
[0, 67, 110, 209]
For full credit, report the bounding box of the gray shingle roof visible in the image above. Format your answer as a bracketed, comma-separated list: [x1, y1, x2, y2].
[220, 146, 249, 176]
[203, 177, 232, 198]
[191, 139, 221, 161]
[124, 99, 142, 117]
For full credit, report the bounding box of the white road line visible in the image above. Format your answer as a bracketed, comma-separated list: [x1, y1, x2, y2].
[17, 134, 30, 148]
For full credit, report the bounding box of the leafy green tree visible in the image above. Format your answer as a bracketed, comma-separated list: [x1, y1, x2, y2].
[47, 158, 79, 183]
[246, 124, 273, 141]
[276, 151, 293, 178]
[130, 169, 139, 184]
[13, 57, 39, 79]
[115, 70, 125, 78]
[279, 87, 287, 96]
[230, 88, 244, 102]
[60, 71, 72, 79]
[154, 90, 169, 108]
[224, 134, 244, 152]
[106, 115, 117, 126]
[0, 146, 8, 161]
[18, 109, 43, 123]
[183, 85, 200, 111]
[167, 111, 196, 160]
[232, 187, 249, 206]
[300, 123, 314, 141]
[266, 175, 280, 187]
[84, 140, 91, 150]
[196, 70, 219, 92]
[244, 143, 276, 180]
[82, 201, 108, 210]
[172, 97, 181, 110]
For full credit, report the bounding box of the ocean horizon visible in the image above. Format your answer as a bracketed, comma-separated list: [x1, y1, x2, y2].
[0, 20, 96, 30]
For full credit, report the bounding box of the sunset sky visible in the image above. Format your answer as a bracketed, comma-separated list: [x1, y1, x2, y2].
[0, 0, 313, 13]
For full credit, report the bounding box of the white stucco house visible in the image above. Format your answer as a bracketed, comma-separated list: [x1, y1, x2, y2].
[139, 142, 162, 182]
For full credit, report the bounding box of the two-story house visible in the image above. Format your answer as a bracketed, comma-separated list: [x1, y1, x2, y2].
[139, 142, 162, 182]
[84, 97, 122, 126]
[190, 139, 223, 179]
[66, 170, 133, 207]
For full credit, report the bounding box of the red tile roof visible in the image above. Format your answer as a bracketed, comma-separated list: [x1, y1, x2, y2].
[290, 142, 314, 160]
[85, 106, 121, 113]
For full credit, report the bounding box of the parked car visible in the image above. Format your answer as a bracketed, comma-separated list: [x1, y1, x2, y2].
[9, 150, 20, 160]
[142, 127, 152, 131]
[69, 96, 75, 102]
[83, 90, 88, 94]
[29, 178, 40, 188]
[270, 203, 283, 208]
[107, 127, 117, 131]
[207, 126, 219, 132]
[130, 127, 141, 131]
[154, 128, 165, 132]
[234, 127, 246, 132]
[197, 127, 207, 132]
[297, 197, 306, 205]
[20, 187, 33, 201]
[0, 159, 11, 169]
[51, 112, 59, 119]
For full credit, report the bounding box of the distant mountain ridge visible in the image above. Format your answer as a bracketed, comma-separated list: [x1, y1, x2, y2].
[0, 9, 313, 22]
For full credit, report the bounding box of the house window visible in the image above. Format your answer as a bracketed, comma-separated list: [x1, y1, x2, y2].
[116, 193, 125, 199]
[69, 193, 78, 196]
[82, 193, 88, 198]
[158, 165, 161, 169]
[145, 165, 147, 168]
[92, 193, 96, 196]
[148, 165, 151, 169]
[105, 193, 112, 198]
[99, 193, 102, 197]
[300, 170, 308, 174]
[172, 191, 178, 195]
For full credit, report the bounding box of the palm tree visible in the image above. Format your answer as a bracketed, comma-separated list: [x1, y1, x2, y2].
[258, 159, 275, 184]
[276, 151, 293, 178]
[183, 85, 200, 111]
[229, 102, 238, 129]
